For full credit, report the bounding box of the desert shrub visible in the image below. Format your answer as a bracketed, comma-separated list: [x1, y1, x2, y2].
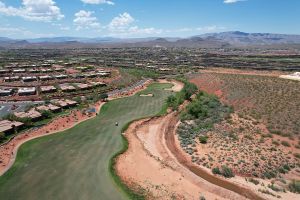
[258, 189, 277, 197]
[252, 172, 258, 177]
[262, 171, 275, 179]
[212, 167, 221, 175]
[283, 164, 291, 171]
[199, 135, 208, 144]
[228, 132, 238, 140]
[289, 180, 300, 193]
[281, 141, 291, 147]
[294, 153, 300, 159]
[248, 178, 260, 185]
[244, 134, 253, 140]
[272, 140, 280, 146]
[278, 167, 287, 174]
[221, 165, 235, 178]
[268, 184, 282, 192]
[199, 195, 206, 200]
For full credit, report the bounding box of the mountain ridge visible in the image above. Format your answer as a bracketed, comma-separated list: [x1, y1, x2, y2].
[1, 31, 300, 48]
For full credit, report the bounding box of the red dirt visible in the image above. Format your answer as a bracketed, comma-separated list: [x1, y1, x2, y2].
[116, 113, 246, 200]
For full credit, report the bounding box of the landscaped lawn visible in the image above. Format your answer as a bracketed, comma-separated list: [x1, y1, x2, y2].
[0, 83, 173, 200]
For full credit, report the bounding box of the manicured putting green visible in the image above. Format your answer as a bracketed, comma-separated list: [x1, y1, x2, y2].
[0, 83, 173, 200]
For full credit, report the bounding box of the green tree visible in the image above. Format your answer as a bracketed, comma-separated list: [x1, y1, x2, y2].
[41, 110, 53, 119]
[182, 82, 198, 100]
[0, 132, 5, 142]
[100, 93, 108, 100]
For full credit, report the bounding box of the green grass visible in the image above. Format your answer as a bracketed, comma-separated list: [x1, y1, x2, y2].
[0, 83, 173, 200]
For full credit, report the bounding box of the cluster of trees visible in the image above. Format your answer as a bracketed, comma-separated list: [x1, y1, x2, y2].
[181, 91, 232, 121]
[167, 81, 198, 110]
[178, 92, 233, 146]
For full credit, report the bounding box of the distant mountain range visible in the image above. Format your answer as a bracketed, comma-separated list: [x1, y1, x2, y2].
[1, 31, 300, 48]
[199, 31, 300, 45]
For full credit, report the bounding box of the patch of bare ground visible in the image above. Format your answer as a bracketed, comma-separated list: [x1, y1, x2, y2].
[116, 113, 248, 200]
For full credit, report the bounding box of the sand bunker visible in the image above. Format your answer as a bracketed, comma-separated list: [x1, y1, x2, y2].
[139, 93, 154, 97]
[158, 79, 184, 92]
[279, 74, 300, 81]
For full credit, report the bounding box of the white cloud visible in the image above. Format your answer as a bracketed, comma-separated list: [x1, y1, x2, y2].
[108, 12, 134, 31]
[224, 0, 246, 4]
[0, 26, 55, 38]
[81, 0, 114, 5]
[0, 0, 64, 22]
[73, 10, 101, 30]
[107, 12, 162, 37]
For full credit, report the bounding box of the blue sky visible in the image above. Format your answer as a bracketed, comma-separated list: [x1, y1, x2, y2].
[0, 0, 299, 39]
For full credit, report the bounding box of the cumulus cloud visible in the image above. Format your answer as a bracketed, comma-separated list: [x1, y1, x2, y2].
[108, 12, 134, 31]
[224, 0, 246, 3]
[73, 10, 101, 30]
[81, 0, 114, 5]
[106, 12, 162, 37]
[0, 0, 64, 22]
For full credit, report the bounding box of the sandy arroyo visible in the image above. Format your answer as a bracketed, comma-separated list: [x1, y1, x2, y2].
[116, 113, 249, 200]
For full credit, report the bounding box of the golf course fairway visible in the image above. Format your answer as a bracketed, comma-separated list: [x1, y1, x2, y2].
[0, 83, 173, 200]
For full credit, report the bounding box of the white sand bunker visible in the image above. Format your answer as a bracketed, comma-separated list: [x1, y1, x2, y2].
[280, 74, 300, 81]
[140, 93, 154, 97]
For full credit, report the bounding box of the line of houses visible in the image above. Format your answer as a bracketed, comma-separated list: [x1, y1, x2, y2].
[0, 81, 107, 97]
[2, 71, 110, 83]
[0, 99, 78, 135]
